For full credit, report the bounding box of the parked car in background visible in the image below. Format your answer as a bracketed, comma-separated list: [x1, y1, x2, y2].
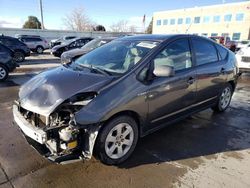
[17, 35, 49, 54]
[236, 44, 250, 73]
[13, 34, 238, 165]
[0, 35, 30, 62]
[0, 43, 18, 81]
[209, 36, 236, 52]
[51, 37, 93, 57]
[61, 37, 117, 64]
[236, 40, 250, 51]
[50, 36, 77, 48]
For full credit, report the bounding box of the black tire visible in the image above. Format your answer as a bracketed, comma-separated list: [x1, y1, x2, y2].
[212, 83, 233, 112]
[95, 116, 139, 165]
[36, 46, 44, 54]
[0, 64, 9, 82]
[13, 51, 25, 62]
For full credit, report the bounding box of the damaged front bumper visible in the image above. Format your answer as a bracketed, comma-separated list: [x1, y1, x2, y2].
[12, 103, 101, 164]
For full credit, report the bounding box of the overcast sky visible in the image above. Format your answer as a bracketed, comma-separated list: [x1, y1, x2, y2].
[0, 0, 245, 31]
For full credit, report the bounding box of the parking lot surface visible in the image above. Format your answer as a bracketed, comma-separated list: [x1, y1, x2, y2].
[0, 53, 250, 188]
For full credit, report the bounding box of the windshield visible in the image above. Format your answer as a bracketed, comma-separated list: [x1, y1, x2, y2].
[81, 39, 110, 51]
[74, 40, 159, 75]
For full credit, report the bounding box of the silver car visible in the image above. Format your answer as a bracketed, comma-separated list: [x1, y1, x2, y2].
[18, 36, 49, 54]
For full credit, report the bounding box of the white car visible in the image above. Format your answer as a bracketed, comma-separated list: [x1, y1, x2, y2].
[236, 45, 250, 73]
[236, 40, 250, 51]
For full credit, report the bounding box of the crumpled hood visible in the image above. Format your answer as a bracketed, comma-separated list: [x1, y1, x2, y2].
[19, 66, 113, 116]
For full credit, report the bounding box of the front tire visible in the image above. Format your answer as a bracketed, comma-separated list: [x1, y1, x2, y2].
[95, 116, 139, 165]
[212, 84, 233, 112]
[0, 65, 9, 81]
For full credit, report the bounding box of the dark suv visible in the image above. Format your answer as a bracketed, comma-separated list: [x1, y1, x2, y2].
[0, 35, 30, 62]
[13, 35, 238, 165]
[0, 43, 18, 81]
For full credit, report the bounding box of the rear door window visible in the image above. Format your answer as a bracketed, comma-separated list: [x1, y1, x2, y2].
[192, 38, 218, 66]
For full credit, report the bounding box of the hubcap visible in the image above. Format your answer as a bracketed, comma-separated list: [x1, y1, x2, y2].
[220, 87, 231, 109]
[0, 67, 6, 79]
[37, 47, 43, 53]
[105, 123, 134, 159]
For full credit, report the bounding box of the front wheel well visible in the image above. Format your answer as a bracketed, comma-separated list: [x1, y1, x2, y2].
[102, 110, 142, 136]
[228, 80, 236, 92]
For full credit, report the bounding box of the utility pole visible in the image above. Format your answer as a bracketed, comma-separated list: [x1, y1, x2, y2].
[39, 0, 45, 29]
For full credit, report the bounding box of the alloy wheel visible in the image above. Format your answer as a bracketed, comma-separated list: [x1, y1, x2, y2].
[0, 66, 7, 80]
[105, 123, 134, 159]
[220, 87, 231, 109]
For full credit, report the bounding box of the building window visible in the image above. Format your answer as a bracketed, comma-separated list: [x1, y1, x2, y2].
[170, 19, 175, 25]
[186, 17, 191, 24]
[203, 16, 210, 23]
[163, 19, 168, 25]
[224, 14, 232, 22]
[201, 33, 208, 36]
[156, 20, 161, 26]
[178, 18, 183, 24]
[211, 33, 218, 37]
[232, 33, 241, 40]
[221, 33, 229, 37]
[194, 17, 200, 24]
[236, 13, 244, 21]
[213, 15, 220, 23]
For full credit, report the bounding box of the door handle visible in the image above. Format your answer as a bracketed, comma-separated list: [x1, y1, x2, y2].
[220, 68, 225, 74]
[187, 77, 195, 85]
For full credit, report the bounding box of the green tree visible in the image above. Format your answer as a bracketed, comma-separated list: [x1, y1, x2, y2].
[94, 25, 106, 31]
[23, 16, 42, 29]
[146, 18, 153, 34]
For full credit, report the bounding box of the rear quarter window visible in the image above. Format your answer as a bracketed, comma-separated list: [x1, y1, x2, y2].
[216, 44, 228, 60]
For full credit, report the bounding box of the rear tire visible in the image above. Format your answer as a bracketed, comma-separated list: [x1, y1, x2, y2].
[36, 46, 44, 54]
[212, 83, 233, 112]
[95, 116, 139, 165]
[0, 64, 9, 81]
[13, 51, 25, 62]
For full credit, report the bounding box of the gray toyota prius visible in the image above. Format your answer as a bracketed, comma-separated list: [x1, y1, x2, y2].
[13, 34, 238, 165]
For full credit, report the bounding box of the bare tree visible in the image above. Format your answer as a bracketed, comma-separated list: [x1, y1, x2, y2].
[63, 7, 95, 31]
[110, 20, 129, 32]
[128, 25, 137, 33]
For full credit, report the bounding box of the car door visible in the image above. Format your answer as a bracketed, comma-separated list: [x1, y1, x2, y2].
[191, 37, 227, 104]
[22, 38, 34, 49]
[147, 38, 196, 128]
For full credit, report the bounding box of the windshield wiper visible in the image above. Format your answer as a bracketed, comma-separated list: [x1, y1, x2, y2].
[77, 64, 112, 76]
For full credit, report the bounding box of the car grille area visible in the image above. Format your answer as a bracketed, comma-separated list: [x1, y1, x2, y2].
[242, 56, 250, 63]
[19, 106, 47, 128]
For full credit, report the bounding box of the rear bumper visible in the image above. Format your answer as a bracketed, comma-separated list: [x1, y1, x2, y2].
[6, 60, 19, 72]
[25, 50, 31, 57]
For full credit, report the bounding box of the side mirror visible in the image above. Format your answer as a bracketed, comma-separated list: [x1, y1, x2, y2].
[61, 55, 72, 65]
[153, 65, 175, 77]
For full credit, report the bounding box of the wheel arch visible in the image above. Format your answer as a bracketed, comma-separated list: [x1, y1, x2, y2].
[228, 80, 236, 92]
[100, 110, 142, 137]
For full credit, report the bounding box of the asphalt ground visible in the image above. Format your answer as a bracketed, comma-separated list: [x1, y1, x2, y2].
[0, 51, 250, 188]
